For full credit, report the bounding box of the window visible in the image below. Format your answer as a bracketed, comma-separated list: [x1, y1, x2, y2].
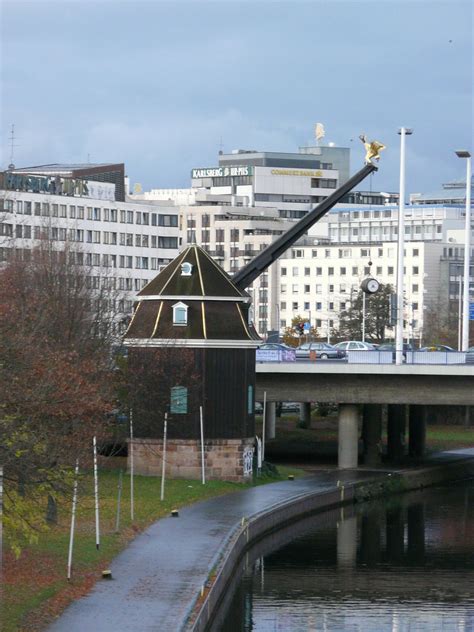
[77, 206, 84, 219]
[316, 267, 322, 275]
[304, 284, 310, 293]
[304, 267, 310, 276]
[292, 302, 298, 310]
[304, 302, 310, 310]
[316, 302, 322, 310]
[281, 267, 287, 276]
[172, 302, 188, 325]
[329, 284, 334, 293]
[280, 284, 286, 293]
[292, 284, 299, 293]
[388, 266, 394, 275]
[315, 284, 322, 293]
[60, 205, 67, 218]
[292, 267, 299, 276]
[413, 248, 419, 257]
[412, 266, 419, 275]
[352, 266, 358, 275]
[328, 267, 334, 275]
[127, 211, 133, 224]
[412, 284, 419, 293]
[24, 201, 32, 215]
[325, 249, 331, 258]
[340, 267, 346, 275]
[376, 266, 382, 275]
[111, 209, 117, 222]
[159, 236, 178, 249]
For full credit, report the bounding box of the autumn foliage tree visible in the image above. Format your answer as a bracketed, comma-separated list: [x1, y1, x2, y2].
[0, 243, 116, 548]
[281, 315, 318, 347]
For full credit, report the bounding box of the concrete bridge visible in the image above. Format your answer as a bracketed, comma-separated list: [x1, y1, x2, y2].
[255, 363, 474, 469]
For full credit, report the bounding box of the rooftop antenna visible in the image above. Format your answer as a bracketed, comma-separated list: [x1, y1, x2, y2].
[8, 123, 19, 169]
[218, 136, 224, 155]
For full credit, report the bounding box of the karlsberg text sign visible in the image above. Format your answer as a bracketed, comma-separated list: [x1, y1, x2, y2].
[191, 166, 253, 179]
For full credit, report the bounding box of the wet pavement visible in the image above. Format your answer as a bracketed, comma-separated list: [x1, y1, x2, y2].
[47, 470, 386, 632]
[47, 450, 474, 632]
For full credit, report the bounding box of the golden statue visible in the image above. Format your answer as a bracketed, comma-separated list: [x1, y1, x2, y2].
[359, 134, 386, 164]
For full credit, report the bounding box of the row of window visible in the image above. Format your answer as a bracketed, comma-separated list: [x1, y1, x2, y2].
[280, 281, 420, 295]
[281, 298, 421, 312]
[0, 246, 171, 273]
[2, 199, 178, 227]
[282, 264, 420, 277]
[7, 223, 178, 249]
[291, 247, 420, 260]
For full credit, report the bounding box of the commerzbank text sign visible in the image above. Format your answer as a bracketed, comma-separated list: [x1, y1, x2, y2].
[191, 166, 253, 179]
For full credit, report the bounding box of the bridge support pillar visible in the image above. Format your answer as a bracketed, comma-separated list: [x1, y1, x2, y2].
[338, 404, 359, 469]
[362, 404, 382, 467]
[265, 402, 276, 440]
[298, 402, 311, 428]
[387, 404, 407, 463]
[337, 513, 357, 568]
[408, 405, 426, 459]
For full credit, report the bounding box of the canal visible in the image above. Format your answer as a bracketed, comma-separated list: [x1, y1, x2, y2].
[216, 480, 474, 631]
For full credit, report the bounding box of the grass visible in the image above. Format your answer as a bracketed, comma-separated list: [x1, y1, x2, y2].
[3, 463, 304, 632]
[258, 414, 474, 461]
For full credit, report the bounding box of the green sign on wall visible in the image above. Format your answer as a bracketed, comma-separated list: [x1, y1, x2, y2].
[170, 386, 188, 414]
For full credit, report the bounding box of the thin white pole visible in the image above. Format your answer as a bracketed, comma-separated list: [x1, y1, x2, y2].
[458, 275, 463, 350]
[199, 406, 206, 485]
[67, 459, 79, 580]
[160, 412, 168, 502]
[362, 292, 366, 342]
[115, 469, 123, 533]
[262, 391, 267, 462]
[396, 128, 412, 365]
[93, 436, 100, 550]
[462, 156, 472, 351]
[130, 410, 134, 521]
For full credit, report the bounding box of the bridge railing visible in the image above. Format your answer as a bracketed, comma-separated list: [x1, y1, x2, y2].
[346, 350, 467, 365]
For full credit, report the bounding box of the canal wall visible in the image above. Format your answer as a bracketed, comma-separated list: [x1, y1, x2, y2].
[186, 452, 474, 632]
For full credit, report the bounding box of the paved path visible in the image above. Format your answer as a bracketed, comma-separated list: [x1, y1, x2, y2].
[47, 469, 387, 632]
[47, 451, 474, 632]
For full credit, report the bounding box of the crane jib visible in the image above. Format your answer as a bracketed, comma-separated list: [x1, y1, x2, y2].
[233, 162, 378, 291]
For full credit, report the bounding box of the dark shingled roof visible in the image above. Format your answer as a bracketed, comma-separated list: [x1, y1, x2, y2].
[138, 245, 247, 298]
[125, 245, 260, 344]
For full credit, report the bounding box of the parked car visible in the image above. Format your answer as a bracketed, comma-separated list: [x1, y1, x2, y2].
[295, 342, 346, 359]
[419, 344, 455, 352]
[333, 341, 376, 351]
[377, 342, 414, 360]
[258, 343, 294, 351]
[465, 346, 474, 364]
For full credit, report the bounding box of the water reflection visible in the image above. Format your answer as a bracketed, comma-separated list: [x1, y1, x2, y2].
[218, 483, 474, 631]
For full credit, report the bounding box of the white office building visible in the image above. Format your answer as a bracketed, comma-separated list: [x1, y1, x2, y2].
[0, 164, 180, 323]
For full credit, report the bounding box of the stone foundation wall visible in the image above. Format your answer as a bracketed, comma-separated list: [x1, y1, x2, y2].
[128, 437, 255, 482]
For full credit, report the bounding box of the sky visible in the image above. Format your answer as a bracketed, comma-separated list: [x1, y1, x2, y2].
[1, 0, 472, 195]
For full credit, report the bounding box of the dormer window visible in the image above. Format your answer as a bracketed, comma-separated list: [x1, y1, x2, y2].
[181, 262, 193, 276]
[172, 301, 188, 326]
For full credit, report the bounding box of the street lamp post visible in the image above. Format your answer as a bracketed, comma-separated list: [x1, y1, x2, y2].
[395, 127, 413, 365]
[455, 150, 472, 351]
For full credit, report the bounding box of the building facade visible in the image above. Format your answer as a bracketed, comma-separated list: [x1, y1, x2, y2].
[0, 165, 180, 325]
